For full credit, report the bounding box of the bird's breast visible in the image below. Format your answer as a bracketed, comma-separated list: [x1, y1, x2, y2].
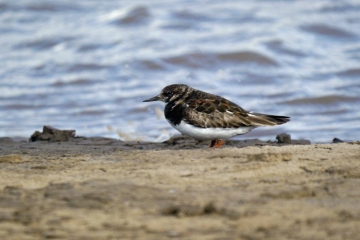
[164, 102, 184, 126]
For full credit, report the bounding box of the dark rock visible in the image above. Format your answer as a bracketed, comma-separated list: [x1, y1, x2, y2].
[333, 137, 344, 143]
[29, 126, 75, 142]
[276, 133, 291, 144]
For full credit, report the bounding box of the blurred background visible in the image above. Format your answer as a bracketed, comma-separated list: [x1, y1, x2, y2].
[0, 0, 359, 142]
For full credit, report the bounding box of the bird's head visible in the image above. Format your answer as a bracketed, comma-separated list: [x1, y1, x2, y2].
[143, 84, 191, 103]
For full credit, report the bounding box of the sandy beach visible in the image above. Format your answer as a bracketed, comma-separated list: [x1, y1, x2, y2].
[0, 135, 360, 239]
[1, 1, 360, 239]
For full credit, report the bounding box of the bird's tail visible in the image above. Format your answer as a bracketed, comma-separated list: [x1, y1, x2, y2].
[247, 112, 290, 126]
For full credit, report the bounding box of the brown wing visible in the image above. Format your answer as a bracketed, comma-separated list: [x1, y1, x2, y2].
[183, 97, 253, 128]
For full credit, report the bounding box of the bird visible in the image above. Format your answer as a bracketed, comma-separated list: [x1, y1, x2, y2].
[143, 84, 290, 148]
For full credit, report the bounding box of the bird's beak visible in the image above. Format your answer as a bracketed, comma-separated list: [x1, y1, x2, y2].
[143, 95, 161, 102]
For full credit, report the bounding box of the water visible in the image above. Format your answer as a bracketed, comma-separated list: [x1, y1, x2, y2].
[1, 0, 360, 143]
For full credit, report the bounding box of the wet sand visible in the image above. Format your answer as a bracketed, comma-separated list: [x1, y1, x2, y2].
[0, 136, 360, 239]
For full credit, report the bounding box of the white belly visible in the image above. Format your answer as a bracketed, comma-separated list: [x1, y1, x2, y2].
[169, 120, 255, 140]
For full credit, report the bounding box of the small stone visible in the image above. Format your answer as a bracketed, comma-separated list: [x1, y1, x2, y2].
[276, 133, 291, 143]
[333, 137, 344, 143]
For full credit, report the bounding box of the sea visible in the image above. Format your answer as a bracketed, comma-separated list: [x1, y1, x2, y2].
[1, 0, 360, 143]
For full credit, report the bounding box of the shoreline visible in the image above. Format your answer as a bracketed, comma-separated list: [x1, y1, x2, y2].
[0, 136, 359, 239]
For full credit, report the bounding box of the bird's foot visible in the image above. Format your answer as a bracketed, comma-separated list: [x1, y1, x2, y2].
[209, 140, 223, 148]
[214, 140, 223, 148]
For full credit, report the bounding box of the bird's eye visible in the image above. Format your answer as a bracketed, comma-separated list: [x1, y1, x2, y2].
[167, 91, 173, 95]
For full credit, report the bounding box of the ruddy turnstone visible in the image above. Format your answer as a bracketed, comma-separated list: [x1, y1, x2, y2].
[143, 84, 290, 148]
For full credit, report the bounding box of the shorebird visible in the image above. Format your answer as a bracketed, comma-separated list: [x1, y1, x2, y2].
[143, 84, 290, 148]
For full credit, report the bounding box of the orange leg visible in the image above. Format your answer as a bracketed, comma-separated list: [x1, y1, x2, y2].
[214, 140, 223, 148]
[209, 140, 216, 148]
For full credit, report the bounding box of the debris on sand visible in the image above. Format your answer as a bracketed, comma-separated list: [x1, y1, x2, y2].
[29, 126, 75, 142]
[276, 133, 291, 143]
[333, 137, 344, 143]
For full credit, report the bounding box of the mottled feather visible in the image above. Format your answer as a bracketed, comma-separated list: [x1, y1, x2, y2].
[184, 97, 253, 128]
[143, 84, 290, 145]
